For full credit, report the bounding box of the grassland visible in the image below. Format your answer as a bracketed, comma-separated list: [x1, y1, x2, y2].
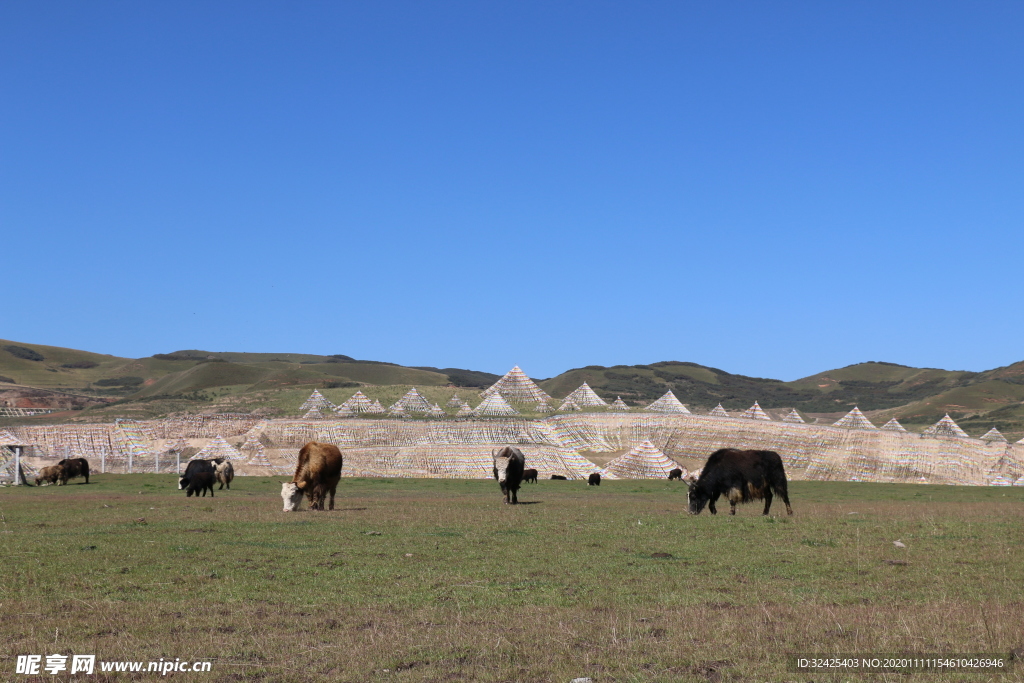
[1, 477, 1021, 681]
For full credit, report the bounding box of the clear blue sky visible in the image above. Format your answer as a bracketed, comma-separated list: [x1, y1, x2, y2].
[3, 2, 1022, 381]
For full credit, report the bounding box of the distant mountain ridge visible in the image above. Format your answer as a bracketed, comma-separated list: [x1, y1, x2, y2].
[2, 339, 1023, 435]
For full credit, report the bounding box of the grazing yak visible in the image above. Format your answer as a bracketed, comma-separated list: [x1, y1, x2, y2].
[281, 442, 344, 512]
[687, 449, 792, 516]
[492, 446, 526, 504]
[56, 458, 90, 484]
[588, 472, 601, 486]
[35, 465, 65, 486]
[550, 475, 567, 480]
[179, 459, 217, 490]
[668, 468, 683, 481]
[213, 460, 234, 490]
[522, 468, 538, 484]
[185, 471, 216, 498]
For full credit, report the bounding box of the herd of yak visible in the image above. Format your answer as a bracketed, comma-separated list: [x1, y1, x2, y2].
[30, 443, 794, 517]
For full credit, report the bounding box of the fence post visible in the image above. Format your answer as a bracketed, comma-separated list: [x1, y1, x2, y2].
[13, 446, 21, 486]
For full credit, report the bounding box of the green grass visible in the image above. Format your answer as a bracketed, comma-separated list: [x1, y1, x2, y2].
[1, 478, 1022, 681]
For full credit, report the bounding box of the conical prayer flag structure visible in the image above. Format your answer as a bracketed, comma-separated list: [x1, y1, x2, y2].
[740, 401, 771, 421]
[446, 394, 465, 408]
[387, 402, 408, 417]
[339, 390, 373, 413]
[455, 403, 474, 417]
[645, 390, 690, 414]
[299, 389, 334, 413]
[558, 398, 582, 412]
[246, 442, 273, 468]
[473, 392, 519, 417]
[564, 383, 608, 408]
[923, 414, 969, 438]
[610, 397, 629, 411]
[782, 409, 804, 424]
[427, 403, 446, 418]
[481, 366, 551, 404]
[191, 435, 243, 461]
[366, 399, 385, 414]
[833, 407, 877, 430]
[708, 404, 730, 418]
[535, 398, 552, 412]
[303, 406, 326, 420]
[604, 440, 681, 479]
[880, 418, 907, 432]
[395, 388, 432, 413]
[1014, 475, 1024, 487]
[980, 427, 1007, 443]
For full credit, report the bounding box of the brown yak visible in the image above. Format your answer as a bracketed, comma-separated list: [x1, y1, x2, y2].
[281, 442, 344, 511]
[35, 464, 65, 486]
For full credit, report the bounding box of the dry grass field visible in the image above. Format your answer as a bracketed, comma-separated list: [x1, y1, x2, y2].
[1, 477, 1022, 682]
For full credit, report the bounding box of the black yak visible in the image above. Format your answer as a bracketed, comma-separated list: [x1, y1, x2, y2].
[588, 472, 601, 486]
[687, 449, 792, 516]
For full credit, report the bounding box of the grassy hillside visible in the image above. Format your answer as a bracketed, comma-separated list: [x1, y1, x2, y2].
[4, 339, 1024, 436]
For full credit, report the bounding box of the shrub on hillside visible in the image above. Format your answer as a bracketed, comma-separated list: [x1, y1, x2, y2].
[4, 345, 44, 361]
[94, 376, 145, 387]
[325, 381, 360, 388]
[61, 361, 98, 369]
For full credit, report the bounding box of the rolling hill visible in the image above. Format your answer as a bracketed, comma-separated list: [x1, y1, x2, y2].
[2, 339, 1024, 437]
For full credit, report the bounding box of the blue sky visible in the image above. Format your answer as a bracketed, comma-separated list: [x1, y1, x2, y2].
[2, 2, 1022, 380]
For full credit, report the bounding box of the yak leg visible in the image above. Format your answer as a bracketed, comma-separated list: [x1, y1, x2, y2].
[730, 503, 737, 515]
[763, 490, 773, 515]
[708, 494, 719, 515]
[510, 486, 518, 504]
[781, 490, 793, 516]
[328, 484, 337, 511]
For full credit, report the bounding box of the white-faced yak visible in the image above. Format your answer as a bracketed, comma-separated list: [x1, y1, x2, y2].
[492, 446, 526, 504]
[281, 442, 344, 512]
[687, 449, 793, 516]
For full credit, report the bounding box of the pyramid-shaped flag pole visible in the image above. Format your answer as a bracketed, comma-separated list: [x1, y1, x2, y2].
[781, 409, 804, 424]
[303, 406, 326, 420]
[564, 382, 608, 408]
[708, 404, 730, 418]
[610, 396, 629, 411]
[191, 435, 244, 461]
[980, 427, 1007, 443]
[481, 365, 552, 403]
[645, 390, 690, 414]
[396, 388, 432, 413]
[427, 403, 446, 418]
[604, 440, 682, 479]
[455, 403, 474, 417]
[387, 402, 408, 417]
[246, 442, 272, 467]
[446, 394, 465, 408]
[299, 389, 334, 413]
[558, 398, 582, 412]
[833, 407, 877, 430]
[923, 414, 969, 438]
[740, 401, 771, 421]
[535, 398, 552, 412]
[339, 390, 373, 413]
[334, 404, 355, 418]
[473, 392, 520, 417]
[366, 399, 385, 414]
[880, 418, 907, 432]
